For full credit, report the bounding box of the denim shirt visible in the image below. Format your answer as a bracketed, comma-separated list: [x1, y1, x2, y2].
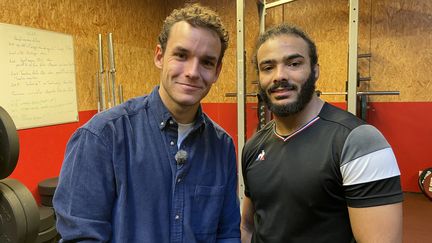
[53, 86, 240, 243]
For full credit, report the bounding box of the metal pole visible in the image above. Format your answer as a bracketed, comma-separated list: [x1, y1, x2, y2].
[347, 0, 359, 114]
[108, 33, 117, 107]
[319, 91, 400, 96]
[237, 0, 246, 208]
[118, 84, 124, 103]
[98, 34, 106, 111]
[95, 72, 101, 112]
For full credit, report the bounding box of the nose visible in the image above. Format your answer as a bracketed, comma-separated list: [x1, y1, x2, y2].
[273, 65, 288, 83]
[185, 58, 199, 80]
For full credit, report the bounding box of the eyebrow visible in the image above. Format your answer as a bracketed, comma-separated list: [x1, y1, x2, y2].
[173, 46, 189, 54]
[173, 46, 218, 63]
[283, 53, 305, 61]
[259, 53, 305, 66]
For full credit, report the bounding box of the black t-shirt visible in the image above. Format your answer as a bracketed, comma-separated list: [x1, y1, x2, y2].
[242, 103, 402, 243]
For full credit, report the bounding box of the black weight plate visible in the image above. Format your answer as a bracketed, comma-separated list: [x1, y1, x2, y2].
[0, 106, 20, 179]
[38, 206, 55, 232]
[40, 195, 53, 207]
[0, 182, 27, 243]
[418, 168, 432, 194]
[36, 225, 58, 243]
[422, 172, 432, 200]
[38, 177, 58, 196]
[1, 178, 40, 243]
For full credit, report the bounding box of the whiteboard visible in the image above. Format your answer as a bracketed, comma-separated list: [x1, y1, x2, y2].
[0, 23, 78, 130]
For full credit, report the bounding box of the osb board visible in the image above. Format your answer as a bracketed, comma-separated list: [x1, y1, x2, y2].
[370, 0, 432, 102]
[263, 0, 432, 102]
[1, 0, 167, 111]
[2, 0, 429, 111]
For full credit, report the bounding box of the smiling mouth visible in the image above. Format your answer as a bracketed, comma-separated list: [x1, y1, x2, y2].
[177, 82, 201, 91]
[271, 87, 294, 93]
[270, 87, 297, 100]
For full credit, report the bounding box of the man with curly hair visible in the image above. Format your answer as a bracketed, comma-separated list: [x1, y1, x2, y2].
[54, 4, 240, 242]
[241, 23, 402, 243]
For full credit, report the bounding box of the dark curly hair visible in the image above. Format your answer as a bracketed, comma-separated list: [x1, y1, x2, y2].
[158, 3, 229, 65]
[254, 23, 318, 71]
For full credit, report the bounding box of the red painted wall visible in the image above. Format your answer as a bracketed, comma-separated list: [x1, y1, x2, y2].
[9, 110, 97, 202]
[7, 102, 431, 203]
[367, 102, 432, 192]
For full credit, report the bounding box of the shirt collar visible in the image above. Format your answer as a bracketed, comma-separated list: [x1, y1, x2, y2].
[148, 86, 206, 131]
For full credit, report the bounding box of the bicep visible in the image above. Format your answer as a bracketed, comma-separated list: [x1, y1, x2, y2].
[348, 203, 402, 243]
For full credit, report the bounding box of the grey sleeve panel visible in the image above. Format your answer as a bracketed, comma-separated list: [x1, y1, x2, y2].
[340, 124, 400, 186]
[340, 124, 390, 167]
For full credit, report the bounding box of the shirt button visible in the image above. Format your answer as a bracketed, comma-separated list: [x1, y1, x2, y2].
[160, 121, 164, 126]
[169, 120, 174, 125]
[170, 141, 175, 146]
[175, 215, 180, 220]
[177, 178, 182, 183]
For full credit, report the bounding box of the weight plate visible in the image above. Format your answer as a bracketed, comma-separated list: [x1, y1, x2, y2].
[36, 225, 57, 243]
[0, 182, 27, 243]
[38, 177, 58, 196]
[40, 195, 53, 207]
[422, 172, 432, 200]
[38, 206, 55, 232]
[1, 178, 39, 243]
[0, 106, 20, 179]
[418, 168, 432, 195]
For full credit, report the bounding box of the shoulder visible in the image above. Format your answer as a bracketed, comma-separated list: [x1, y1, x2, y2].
[244, 121, 273, 149]
[202, 113, 234, 143]
[341, 124, 392, 167]
[82, 95, 149, 135]
[319, 103, 366, 131]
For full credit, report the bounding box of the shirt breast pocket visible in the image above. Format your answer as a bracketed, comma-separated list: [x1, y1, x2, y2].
[191, 185, 225, 235]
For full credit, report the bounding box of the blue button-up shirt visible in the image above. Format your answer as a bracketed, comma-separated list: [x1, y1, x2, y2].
[53, 86, 240, 243]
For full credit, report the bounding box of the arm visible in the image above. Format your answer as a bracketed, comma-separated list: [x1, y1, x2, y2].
[53, 128, 116, 242]
[241, 197, 254, 243]
[216, 141, 241, 243]
[348, 203, 402, 243]
[341, 125, 403, 242]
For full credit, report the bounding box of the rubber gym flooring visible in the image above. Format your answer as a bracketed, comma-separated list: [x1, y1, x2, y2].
[403, 192, 432, 243]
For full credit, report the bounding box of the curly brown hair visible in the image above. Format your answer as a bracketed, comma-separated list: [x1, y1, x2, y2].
[158, 3, 229, 65]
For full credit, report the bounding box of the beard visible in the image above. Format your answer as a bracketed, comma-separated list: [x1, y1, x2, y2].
[258, 69, 316, 117]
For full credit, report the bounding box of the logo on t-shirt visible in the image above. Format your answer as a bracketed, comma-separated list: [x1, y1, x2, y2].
[256, 150, 265, 161]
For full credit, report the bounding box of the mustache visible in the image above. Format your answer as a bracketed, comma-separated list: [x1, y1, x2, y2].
[268, 80, 296, 93]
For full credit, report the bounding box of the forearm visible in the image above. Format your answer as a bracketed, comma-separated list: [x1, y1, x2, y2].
[240, 196, 255, 243]
[240, 223, 253, 243]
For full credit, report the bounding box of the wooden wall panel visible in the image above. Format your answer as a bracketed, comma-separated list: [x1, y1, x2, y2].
[371, 0, 432, 102]
[1, 0, 431, 109]
[1, 0, 168, 111]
